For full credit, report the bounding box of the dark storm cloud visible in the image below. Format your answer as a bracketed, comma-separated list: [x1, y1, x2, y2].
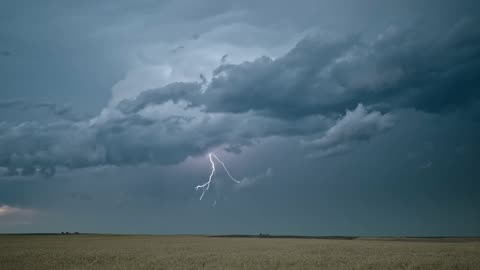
[117, 36, 358, 117]
[0, 103, 333, 176]
[1, 17, 479, 177]
[303, 104, 394, 158]
[118, 18, 480, 117]
[328, 17, 480, 114]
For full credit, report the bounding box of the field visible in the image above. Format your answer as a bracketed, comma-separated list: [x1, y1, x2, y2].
[1, 235, 479, 270]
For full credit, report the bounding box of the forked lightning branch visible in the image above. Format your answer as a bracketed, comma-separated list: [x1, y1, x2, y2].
[195, 153, 240, 200]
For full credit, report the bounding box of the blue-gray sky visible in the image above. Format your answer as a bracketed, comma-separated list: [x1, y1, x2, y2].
[1, 0, 479, 236]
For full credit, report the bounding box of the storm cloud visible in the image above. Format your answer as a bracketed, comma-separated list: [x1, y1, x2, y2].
[303, 104, 394, 158]
[1, 17, 479, 177]
[119, 18, 480, 118]
[1, 0, 480, 236]
[0, 101, 332, 175]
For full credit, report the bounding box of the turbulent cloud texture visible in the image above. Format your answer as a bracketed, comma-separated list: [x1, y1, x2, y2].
[119, 18, 480, 116]
[1, 18, 479, 176]
[304, 104, 394, 158]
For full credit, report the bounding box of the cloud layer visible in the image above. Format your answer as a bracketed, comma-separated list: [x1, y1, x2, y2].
[1, 18, 479, 176]
[119, 18, 480, 117]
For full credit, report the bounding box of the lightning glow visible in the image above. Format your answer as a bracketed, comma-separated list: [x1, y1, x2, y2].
[195, 152, 240, 200]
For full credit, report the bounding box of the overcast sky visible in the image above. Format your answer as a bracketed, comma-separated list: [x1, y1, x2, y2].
[0, 0, 479, 236]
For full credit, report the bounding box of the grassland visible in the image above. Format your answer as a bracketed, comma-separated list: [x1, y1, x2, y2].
[0, 234, 479, 269]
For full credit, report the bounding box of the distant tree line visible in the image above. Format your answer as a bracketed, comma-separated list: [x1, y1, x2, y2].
[60, 232, 80, 235]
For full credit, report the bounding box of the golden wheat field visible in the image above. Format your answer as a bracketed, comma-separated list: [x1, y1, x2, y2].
[0, 235, 479, 270]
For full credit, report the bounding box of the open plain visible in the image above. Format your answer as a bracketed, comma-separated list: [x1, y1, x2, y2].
[0, 235, 479, 270]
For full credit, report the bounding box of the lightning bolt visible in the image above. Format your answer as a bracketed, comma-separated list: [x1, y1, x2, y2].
[195, 153, 216, 200]
[211, 153, 240, 184]
[195, 152, 240, 200]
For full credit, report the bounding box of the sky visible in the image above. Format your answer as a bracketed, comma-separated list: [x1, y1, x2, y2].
[0, 0, 479, 236]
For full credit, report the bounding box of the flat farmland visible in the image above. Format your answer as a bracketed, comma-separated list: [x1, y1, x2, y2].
[0, 235, 479, 270]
